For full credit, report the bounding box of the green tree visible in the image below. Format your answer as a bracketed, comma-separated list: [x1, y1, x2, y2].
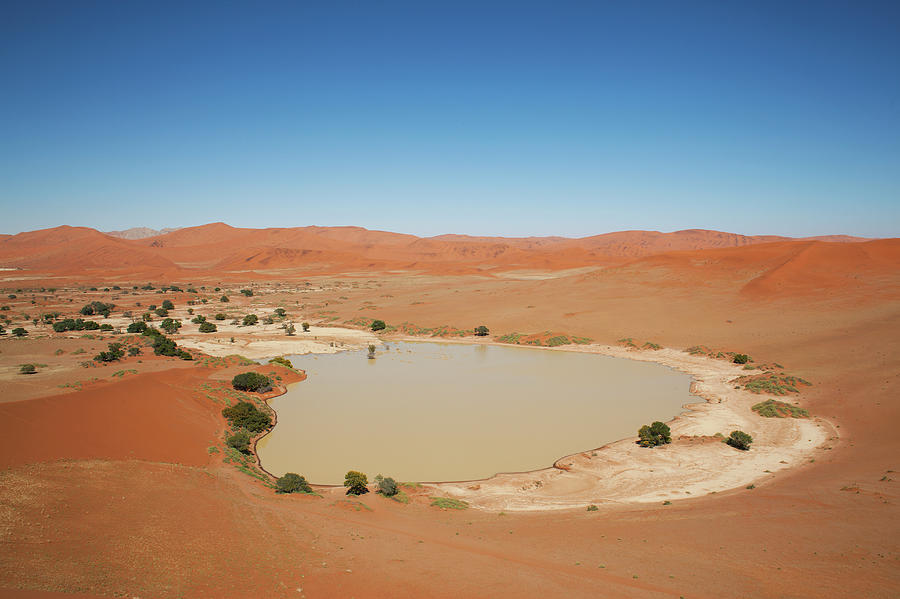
[226, 429, 252, 453]
[221, 401, 272, 433]
[276, 473, 312, 494]
[127, 321, 148, 334]
[243, 314, 259, 326]
[726, 430, 753, 451]
[12, 327, 27, 337]
[214, 313, 226, 320]
[161, 299, 174, 310]
[344, 471, 369, 495]
[231, 372, 273, 393]
[19, 364, 36, 375]
[274, 308, 286, 317]
[638, 421, 672, 447]
[374, 474, 398, 497]
[370, 319, 386, 332]
[220, 295, 230, 302]
[269, 356, 293, 369]
[240, 289, 254, 297]
[474, 325, 490, 336]
[160, 318, 181, 334]
[301, 322, 310, 332]
[198, 321, 217, 333]
[733, 354, 750, 364]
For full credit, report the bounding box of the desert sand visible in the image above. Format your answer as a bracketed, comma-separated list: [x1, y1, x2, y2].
[0, 225, 897, 598]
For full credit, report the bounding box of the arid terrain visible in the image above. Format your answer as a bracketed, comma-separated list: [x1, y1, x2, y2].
[0, 224, 898, 598]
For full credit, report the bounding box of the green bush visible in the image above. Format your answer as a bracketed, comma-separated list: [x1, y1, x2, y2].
[638, 421, 672, 447]
[302, 322, 310, 332]
[226, 429, 252, 452]
[231, 372, 272, 393]
[198, 321, 217, 333]
[19, 364, 36, 375]
[160, 318, 181, 334]
[430, 497, 468, 510]
[191, 315, 206, 324]
[751, 399, 810, 418]
[214, 313, 226, 320]
[269, 356, 293, 369]
[53, 318, 101, 332]
[220, 295, 229, 302]
[344, 470, 369, 495]
[242, 314, 258, 326]
[726, 430, 753, 451]
[240, 289, 254, 297]
[80, 301, 114, 317]
[128, 346, 141, 356]
[274, 308, 286, 317]
[221, 401, 272, 433]
[161, 300, 174, 310]
[733, 354, 750, 364]
[474, 325, 489, 336]
[12, 327, 27, 337]
[375, 474, 398, 497]
[94, 342, 125, 363]
[154, 307, 169, 317]
[276, 473, 312, 494]
[370, 319, 386, 332]
[127, 321, 148, 334]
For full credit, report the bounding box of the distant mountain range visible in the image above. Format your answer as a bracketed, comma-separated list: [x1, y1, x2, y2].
[1, 223, 893, 300]
[105, 227, 181, 240]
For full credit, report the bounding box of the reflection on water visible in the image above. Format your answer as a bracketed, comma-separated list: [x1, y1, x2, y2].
[257, 342, 693, 485]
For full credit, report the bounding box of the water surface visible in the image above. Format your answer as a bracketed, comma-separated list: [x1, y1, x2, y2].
[257, 342, 693, 484]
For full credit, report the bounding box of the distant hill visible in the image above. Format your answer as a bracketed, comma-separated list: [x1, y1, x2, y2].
[1, 224, 887, 295]
[105, 227, 181, 240]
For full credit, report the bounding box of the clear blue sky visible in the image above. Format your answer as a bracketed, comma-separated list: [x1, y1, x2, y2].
[1, 1, 898, 238]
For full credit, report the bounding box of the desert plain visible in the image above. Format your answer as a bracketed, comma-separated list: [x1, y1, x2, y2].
[0, 223, 898, 598]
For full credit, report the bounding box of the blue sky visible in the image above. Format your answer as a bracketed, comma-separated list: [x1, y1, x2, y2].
[1, 1, 898, 237]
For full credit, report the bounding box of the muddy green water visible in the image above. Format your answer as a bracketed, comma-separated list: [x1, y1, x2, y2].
[256, 342, 694, 485]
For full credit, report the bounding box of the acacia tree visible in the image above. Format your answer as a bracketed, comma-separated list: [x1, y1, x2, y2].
[344, 471, 369, 495]
[638, 421, 671, 447]
[276, 473, 312, 494]
[475, 325, 490, 336]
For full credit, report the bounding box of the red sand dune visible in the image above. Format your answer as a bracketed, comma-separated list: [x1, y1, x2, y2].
[0, 368, 218, 469]
[0, 223, 878, 281]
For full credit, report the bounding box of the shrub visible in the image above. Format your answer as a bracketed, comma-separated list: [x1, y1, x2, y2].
[301, 322, 310, 332]
[274, 308, 286, 317]
[161, 300, 174, 310]
[752, 399, 810, 418]
[191, 315, 206, 324]
[344, 470, 369, 495]
[214, 313, 226, 320]
[474, 325, 489, 336]
[240, 289, 254, 297]
[231, 372, 273, 393]
[733, 354, 750, 364]
[241, 314, 258, 326]
[726, 430, 753, 451]
[94, 342, 125, 363]
[198, 321, 217, 333]
[375, 474, 398, 497]
[586, 504, 598, 511]
[371, 319, 386, 332]
[269, 356, 293, 369]
[80, 301, 114, 317]
[19, 364, 36, 375]
[276, 473, 312, 494]
[638, 421, 672, 447]
[53, 318, 101, 332]
[285, 324, 296, 335]
[154, 308, 169, 317]
[226, 429, 252, 453]
[160, 318, 181, 334]
[221, 401, 272, 432]
[220, 295, 229, 302]
[128, 346, 141, 356]
[12, 327, 27, 337]
[127, 321, 148, 334]
[430, 497, 468, 510]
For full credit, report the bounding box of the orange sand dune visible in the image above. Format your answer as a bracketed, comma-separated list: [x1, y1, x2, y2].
[0, 224, 876, 281]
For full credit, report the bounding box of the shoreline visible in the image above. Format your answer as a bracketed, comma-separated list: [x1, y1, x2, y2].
[246, 334, 834, 510]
